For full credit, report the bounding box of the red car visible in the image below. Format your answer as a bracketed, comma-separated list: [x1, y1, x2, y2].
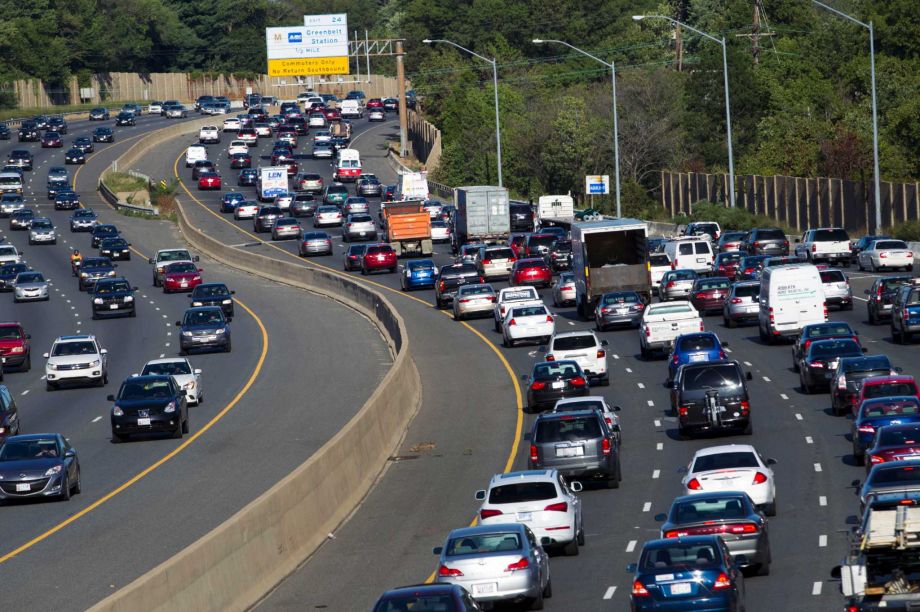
[41, 133, 63, 148]
[689, 277, 732, 315]
[0, 322, 31, 372]
[197, 172, 222, 190]
[713, 251, 743, 278]
[361, 244, 397, 275]
[162, 262, 203, 293]
[322, 107, 341, 121]
[510, 258, 552, 288]
[867, 422, 920, 469]
[366, 98, 384, 110]
[282, 159, 298, 175]
[856, 375, 920, 415]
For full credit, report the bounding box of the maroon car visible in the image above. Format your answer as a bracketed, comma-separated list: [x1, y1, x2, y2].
[713, 251, 743, 279]
[323, 107, 341, 121]
[229, 152, 251, 169]
[361, 244, 397, 275]
[510, 258, 552, 288]
[366, 98, 384, 110]
[867, 422, 920, 471]
[689, 277, 731, 315]
[0, 321, 31, 372]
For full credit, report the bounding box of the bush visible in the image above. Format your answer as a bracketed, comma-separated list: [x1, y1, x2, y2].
[678, 201, 794, 233]
[891, 220, 920, 242]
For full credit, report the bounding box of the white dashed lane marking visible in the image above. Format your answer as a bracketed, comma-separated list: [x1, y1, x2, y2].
[812, 582, 822, 596]
[819, 534, 827, 547]
[656, 443, 663, 451]
[819, 496, 828, 506]
[92, 416, 102, 423]
[814, 463, 822, 472]
[652, 469, 660, 479]
[602, 586, 617, 600]
[626, 540, 637, 553]
[805, 436, 813, 444]
[780, 393, 789, 400]
[642, 502, 651, 512]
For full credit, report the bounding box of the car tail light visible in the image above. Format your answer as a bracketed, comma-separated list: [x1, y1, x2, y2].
[768, 307, 775, 326]
[870, 455, 885, 465]
[666, 281, 675, 288]
[531, 381, 546, 390]
[812, 244, 817, 253]
[686, 477, 702, 490]
[601, 437, 611, 456]
[508, 318, 516, 326]
[605, 416, 613, 427]
[546, 315, 554, 323]
[644, 325, 650, 337]
[489, 296, 496, 302]
[632, 580, 650, 597]
[679, 406, 689, 416]
[784, 240, 789, 247]
[439, 281, 446, 291]
[571, 376, 587, 387]
[858, 425, 876, 434]
[480, 508, 503, 520]
[909, 252, 915, 258]
[740, 400, 750, 414]
[753, 241, 760, 248]
[752, 472, 768, 485]
[731, 298, 743, 304]
[505, 557, 529, 572]
[438, 564, 463, 577]
[482, 259, 492, 265]
[880, 252, 888, 259]
[530, 444, 538, 463]
[699, 321, 705, 332]
[545, 354, 555, 361]
[479, 276, 485, 283]
[904, 309, 911, 321]
[713, 572, 731, 590]
[719, 351, 726, 359]
[597, 350, 605, 359]
[672, 354, 680, 365]
[824, 304, 828, 320]
[544, 502, 568, 512]
[695, 293, 707, 299]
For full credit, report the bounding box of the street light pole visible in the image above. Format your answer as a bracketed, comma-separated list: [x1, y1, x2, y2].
[532, 39, 622, 218]
[633, 15, 736, 208]
[809, 0, 882, 232]
[423, 39, 503, 187]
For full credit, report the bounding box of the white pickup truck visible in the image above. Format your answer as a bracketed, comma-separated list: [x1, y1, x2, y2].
[493, 286, 544, 332]
[198, 125, 220, 145]
[639, 301, 703, 359]
[794, 227, 851, 266]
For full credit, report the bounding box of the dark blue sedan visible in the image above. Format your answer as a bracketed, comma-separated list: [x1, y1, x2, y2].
[372, 583, 480, 611]
[629, 535, 745, 611]
[668, 332, 727, 383]
[400, 259, 436, 291]
[852, 396, 920, 464]
[220, 191, 245, 213]
[177, 306, 231, 354]
[735, 255, 766, 281]
[0, 433, 81, 501]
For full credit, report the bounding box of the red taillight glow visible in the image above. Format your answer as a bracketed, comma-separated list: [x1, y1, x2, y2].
[870, 455, 885, 464]
[531, 381, 546, 390]
[601, 437, 611, 456]
[666, 281, 675, 288]
[508, 319, 516, 326]
[438, 564, 463, 577]
[505, 557, 529, 572]
[858, 425, 876, 433]
[632, 580, 650, 596]
[713, 572, 731, 590]
[752, 472, 768, 484]
[679, 406, 689, 416]
[740, 400, 750, 414]
[686, 477, 702, 490]
[571, 376, 587, 387]
[546, 315, 554, 323]
[544, 502, 568, 512]
[597, 350, 606, 358]
[530, 444, 538, 463]
[731, 298, 743, 304]
[480, 509, 503, 520]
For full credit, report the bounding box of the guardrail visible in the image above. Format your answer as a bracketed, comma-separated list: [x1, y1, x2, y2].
[89, 117, 422, 612]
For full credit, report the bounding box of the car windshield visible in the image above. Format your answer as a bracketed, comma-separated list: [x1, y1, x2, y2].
[185, 310, 224, 326]
[555, 400, 605, 413]
[809, 340, 861, 358]
[16, 273, 43, 283]
[193, 285, 228, 297]
[716, 253, 742, 264]
[0, 439, 58, 460]
[814, 229, 849, 241]
[31, 220, 52, 229]
[673, 497, 748, 523]
[101, 239, 126, 248]
[807, 324, 853, 338]
[512, 306, 548, 318]
[641, 544, 721, 571]
[535, 416, 601, 442]
[446, 532, 521, 556]
[489, 482, 557, 504]
[349, 215, 372, 223]
[518, 260, 546, 270]
[649, 254, 670, 266]
[408, 261, 433, 271]
[649, 304, 694, 316]
[275, 219, 298, 227]
[740, 256, 766, 268]
[375, 595, 454, 612]
[682, 364, 742, 390]
[668, 270, 697, 281]
[143, 361, 192, 376]
[843, 356, 892, 373]
[865, 382, 919, 398]
[485, 248, 514, 260]
[459, 285, 493, 296]
[0, 327, 21, 340]
[678, 335, 717, 351]
[878, 427, 920, 447]
[552, 335, 596, 351]
[553, 241, 572, 253]
[367, 246, 392, 255]
[82, 258, 111, 268]
[732, 284, 759, 298]
[0, 264, 26, 275]
[862, 399, 920, 418]
[693, 451, 759, 472]
[528, 235, 555, 248]
[95, 281, 130, 294]
[118, 379, 173, 400]
[52, 341, 96, 356]
[696, 279, 730, 290]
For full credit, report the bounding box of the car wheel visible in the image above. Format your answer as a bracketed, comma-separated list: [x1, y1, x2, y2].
[543, 578, 553, 599]
[562, 538, 579, 556]
[528, 589, 544, 611]
[792, 353, 800, 373]
[21, 354, 30, 372]
[725, 316, 736, 329]
[902, 327, 912, 345]
[868, 308, 877, 325]
[742, 419, 754, 436]
[59, 474, 71, 501]
[764, 497, 776, 517]
[46, 381, 56, 391]
[224, 339, 232, 353]
[843, 301, 853, 311]
[640, 344, 651, 360]
[73, 468, 82, 495]
[172, 421, 183, 439]
[853, 442, 865, 466]
[857, 258, 864, 271]
[869, 260, 876, 273]
[182, 417, 189, 434]
[130, 308, 136, 317]
[800, 374, 811, 394]
[756, 561, 771, 577]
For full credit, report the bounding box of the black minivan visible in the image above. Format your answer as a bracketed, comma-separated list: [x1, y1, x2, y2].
[671, 360, 753, 439]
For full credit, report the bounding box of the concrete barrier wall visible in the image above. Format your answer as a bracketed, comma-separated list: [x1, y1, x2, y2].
[113, 116, 218, 177]
[90, 124, 421, 612]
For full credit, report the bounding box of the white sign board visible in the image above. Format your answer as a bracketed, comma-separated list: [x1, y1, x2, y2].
[259, 167, 289, 200]
[585, 175, 610, 195]
[266, 22, 348, 60]
[305, 13, 347, 28]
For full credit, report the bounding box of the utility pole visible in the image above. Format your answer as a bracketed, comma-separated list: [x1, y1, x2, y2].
[675, 26, 683, 71]
[396, 40, 409, 158]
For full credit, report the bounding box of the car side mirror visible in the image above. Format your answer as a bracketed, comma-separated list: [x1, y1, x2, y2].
[794, 238, 801, 243]
[432, 546, 443, 555]
[721, 341, 729, 348]
[42, 353, 49, 359]
[896, 367, 904, 373]
[540, 537, 552, 547]
[861, 348, 868, 353]
[677, 466, 688, 474]
[106, 394, 115, 401]
[100, 349, 108, 355]
[194, 369, 202, 375]
[198, 268, 204, 272]
[193, 256, 200, 262]
[148, 257, 155, 264]
[475, 490, 486, 501]
[175, 321, 182, 326]
[851, 479, 861, 488]
[601, 339, 609, 347]
[626, 563, 638, 573]
[831, 565, 842, 579]
[64, 449, 76, 458]
[613, 405, 622, 411]
[25, 334, 30, 339]
[864, 289, 870, 295]
[767, 458, 777, 466]
[734, 554, 749, 566]
[746, 372, 753, 381]
[537, 345, 546, 353]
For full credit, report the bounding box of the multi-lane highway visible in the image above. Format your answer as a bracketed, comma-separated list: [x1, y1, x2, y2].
[0, 112, 391, 609]
[125, 110, 919, 611]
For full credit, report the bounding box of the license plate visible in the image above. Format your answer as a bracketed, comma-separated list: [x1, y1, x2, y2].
[689, 354, 707, 362]
[15, 483, 30, 492]
[556, 446, 584, 458]
[180, 282, 188, 287]
[517, 512, 532, 522]
[109, 304, 119, 309]
[697, 258, 706, 263]
[670, 582, 692, 595]
[552, 381, 565, 389]
[616, 308, 629, 314]
[473, 583, 497, 596]
[137, 418, 151, 426]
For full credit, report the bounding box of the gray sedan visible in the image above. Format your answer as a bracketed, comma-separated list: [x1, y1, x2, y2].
[594, 290, 644, 330]
[659, 269, 698, 301]
[271, 218, 302, 241]
[453, 283, 496, 320]
[13, 271, 49, 302]
[433, 523, 551, 608]
[723, 281, 760, 328]
[299, 231, 333, 257]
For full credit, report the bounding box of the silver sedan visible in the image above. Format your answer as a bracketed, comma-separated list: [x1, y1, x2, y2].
[857, 239, 914, 272]
[453, 283, 496, 321]
[299, 231, 333, 256]
[13, 271, 49, 302]
[271, 218, 302, 241]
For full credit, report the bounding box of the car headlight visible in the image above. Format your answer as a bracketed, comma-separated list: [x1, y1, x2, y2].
[89, 359, 101, 367]
[163, 401, 176, 414]
[80, 272, 88, 278]
[9, 347, 23, 354]
[214, 328, 226, 334]
[112, 406, 124, 417]
[44, 465, 62, 476]
[124, 295, 133, 302]
[183, 381, 196, 390]
[182, 331, 193, 337]
[107, 271, 115, 276]
[192, 301, 203, 307]
[93, 298, 103, 304]
[222, 299, 232, 305]
[47, 363, 59, 371]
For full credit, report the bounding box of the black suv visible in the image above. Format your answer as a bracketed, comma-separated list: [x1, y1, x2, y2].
[670, 360, 753, 439]
[92, 127, 114, 143]
[546, 239, 572, 272]
[865, 275, 913, 325]
[741, 228, 789, 256]
[98, 237, 131, 260]
[434, 263, 482, 309]
[253, 205, 282, 232]
[17, 122, 38, 142]
[91, 277, 137, 319]
[109, 375, 189, 442]
[189, 283, 235, 317]
[830, 355, 897, 416]
[509, 202, 534, 232]
[78, 257, 116, 291]
[114, 112, 135, 126]
[528, 409, 621, 488]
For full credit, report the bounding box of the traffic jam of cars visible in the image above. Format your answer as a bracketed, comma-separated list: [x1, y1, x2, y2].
[0, 103, 242, 509]
[170, 93, 920, 610]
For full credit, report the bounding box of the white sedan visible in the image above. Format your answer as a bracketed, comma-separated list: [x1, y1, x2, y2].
[857, 239, 914, 272]
[141, 357, 203, 405]
[502, 303, 555, 347]
[681, 444, 777, 516]
[552, 272, 576, 307]
[234, 202, 259, 220]
[227, 140, 248, 156]
[223, 118, 241, 132]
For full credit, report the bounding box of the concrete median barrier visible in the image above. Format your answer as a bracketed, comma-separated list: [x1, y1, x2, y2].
[90, 122, 422, 612]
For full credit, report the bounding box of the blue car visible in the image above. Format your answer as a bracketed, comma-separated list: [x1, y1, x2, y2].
[851, 396, 920, 464]
[372, 583, 480, 611]
[221, 192, 245, 213]
[177, 306, 231, 354]
[628, 535, 745, 611]
[735, 255, 767, 281]
[400, 259, 436, 291]
[668, 332, 727, 383]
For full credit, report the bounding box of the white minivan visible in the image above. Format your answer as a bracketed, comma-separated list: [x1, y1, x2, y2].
[185, 144, 208, 168]
[663, 237, 714, 273]
[758, 264, 826, 343]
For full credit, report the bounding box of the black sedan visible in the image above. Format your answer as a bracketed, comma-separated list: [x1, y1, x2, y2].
[522, 359, 589, 413]
[72, 137, 94, 153]
[657, 491, 770, 576]
[177, 306, 231, 354]
[798, 338, 866, 394]
[0, 263, 29, 292]
[91, 224, 120, 248]
[64, 147, 86, 165]
[40, 131, 63, 148]
[830, 354, 897, 416]
[114, 112, 135, 126]
[92, 127, 114, 143]
[78, 257, 117, 291]
[91, 277, 137, 319]
[189, 283, 235, 318]
[89, 107, 110, 121]
[99, 237, 132, 260]
[109, 375, 189, 442]
[54, 191, 81, 210]
[792, 321, 859, 371]
[0, 433, 81, 502]
[238, 169, 258, 186]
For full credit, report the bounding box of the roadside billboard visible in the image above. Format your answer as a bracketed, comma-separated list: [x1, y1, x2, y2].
[265, 14, 349, 77]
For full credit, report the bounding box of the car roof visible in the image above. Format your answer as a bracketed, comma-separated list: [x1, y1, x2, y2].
[55, 334, 95, 342]
[692, 444, 756, 458]
[124, 374, 173, 383]
[185, 306, 223, 314]
[380, 584, 462, 597]
[641, 535, 721, 549]
[551, 330, 598, 340]
[556, 396, 607, 407]
[489, 470, 556, 486]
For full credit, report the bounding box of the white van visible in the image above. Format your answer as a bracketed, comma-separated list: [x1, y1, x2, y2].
[663, 237, 714, 273]
[758, 264, 826, 343]
[185, 144, 208, 168]
[0, 172, 24, 195]
[333, 148, 362, 182]
[340, 99, 364, 119]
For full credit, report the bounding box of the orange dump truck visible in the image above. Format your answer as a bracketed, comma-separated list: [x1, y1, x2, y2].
[381, 200, 433, 257]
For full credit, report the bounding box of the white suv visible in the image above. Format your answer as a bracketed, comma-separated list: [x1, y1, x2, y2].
[198, 126, 220, 145]
[44, 335, 108, 390]
[475, 469, 584, 555]
[544, 330, 609, 386]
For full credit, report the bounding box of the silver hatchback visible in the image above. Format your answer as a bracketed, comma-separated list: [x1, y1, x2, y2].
[433, 523, 551, 607]
[342, 214, 377, 242]
[722, 281, 760, 328]
[659, 269, 698, 301]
